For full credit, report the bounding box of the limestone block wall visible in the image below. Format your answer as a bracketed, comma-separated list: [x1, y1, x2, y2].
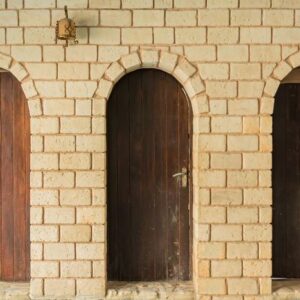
[0, 0, 300, 299]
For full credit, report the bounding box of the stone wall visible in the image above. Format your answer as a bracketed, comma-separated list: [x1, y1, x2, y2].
[1, 0, 300, 299]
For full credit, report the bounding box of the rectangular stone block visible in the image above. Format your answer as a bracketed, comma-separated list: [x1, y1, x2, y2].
[44, 243, 75, 260]
[185, 45, 216, 62]
[60, 117, 91, 134]
[44, 136, 75, 152]
[227, 207, 258, 223]
[227, 171, 258, 187]
[208, 28, 239, 44]
[76, 135, 106, 152]
[24, 28, 55, 44]
[206, 81, 237, 98]
[243, 260, 272, 277]
[211, 116, 242, 133]
[231, 63, 261, 80]
[43, 46, 64, 62]
[228, 135, 258, 151]
[61, 225, 91, 242]
[19, 9, 50, 26]
[244, 188, 272, 205]
[227, 278, 258, 295]
[31, 153, 58, 170]
[211, 225, 242, 241]
[240, 28, 271, 44]
[199, 206, 226, 223]
[175, 28, 206, 44]
[44, 279, 75, 297]
[227, 242, 258, 259]
[61, 261, 91, 278]
[76, 278, 105, 297]
[100, 10, 131, 26]
[122, 28, 153, 44]
[12, 46, 42, 62]
[198, 278, 226, 295]
[211, 153, 242, 170]
[211, 189, 243, 205]
[60, 153, 91, 170]
[76, 243, 104, 259]
[66, 45, 97, 62]
[31, 118, 59, 134]
[273, 28, 300, 43]
[44, 207, 75, 224]
[77, 207, 105, 224]
[198, 9, 229, 25]
[244, 224, 272, 241]
[211, 260, 242, 277]
[60, 189, 91, 206]
[58, 63, 89, 80]
[31, 261, 59, 278]
[199, 170, 226, 187]
[264, 9, 294, 25]
[0, 10, 18, 26]
[44, 172, 74, 188]
[231, 9, 261, 25]
[134, 10, 164, 26]
[31, 225, 58, 242]
[43, 99, 74, 116]
[31, 189, 58, 205]
[218, 45, 248, 62]
[90, 28, 120, 44]
[166, 10, 196, 26]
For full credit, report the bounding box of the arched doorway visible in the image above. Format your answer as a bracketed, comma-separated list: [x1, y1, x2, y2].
[273, 68, 300, 278]
[107, 69, 192, 281]
[0, 71, 30, 281]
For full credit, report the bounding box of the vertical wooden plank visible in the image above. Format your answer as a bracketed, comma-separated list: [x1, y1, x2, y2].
[1, 73, 15, 280]
[154, 70, 168, 280]
[165, 72, 180, 280]
[0, 74, 2, 280]
[13, 77, 29, 281]
[178, 83, 191, 280]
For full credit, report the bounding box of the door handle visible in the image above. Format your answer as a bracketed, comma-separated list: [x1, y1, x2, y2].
[172, 167, 188, 187]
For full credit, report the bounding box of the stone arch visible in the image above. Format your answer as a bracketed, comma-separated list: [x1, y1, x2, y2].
[93, 49, 209, 295]
[261, 50, 300, 115]
[0, 51, 42, 117]
[93, 49, 209, 115]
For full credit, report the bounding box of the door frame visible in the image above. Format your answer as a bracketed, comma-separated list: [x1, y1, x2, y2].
[96, 49, 207, 294]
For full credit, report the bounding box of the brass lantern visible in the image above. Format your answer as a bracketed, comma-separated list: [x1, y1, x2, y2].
[56, 6, 78, 47]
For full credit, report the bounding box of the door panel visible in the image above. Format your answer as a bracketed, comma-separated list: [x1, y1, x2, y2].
[107, 69, 191, 281]
[0, 72, 30, 281]
[273, 83, 300, 278]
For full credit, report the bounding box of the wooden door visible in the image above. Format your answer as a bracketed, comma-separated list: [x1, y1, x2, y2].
[0, 72, 30, 281]
[273, 83, 300, 278]
[107, 69, 192, 281]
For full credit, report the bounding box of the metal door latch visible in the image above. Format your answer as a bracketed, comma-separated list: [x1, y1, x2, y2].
[172, 167, 188, 187]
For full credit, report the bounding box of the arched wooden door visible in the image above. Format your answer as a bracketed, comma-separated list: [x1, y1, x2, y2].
[273, 83, 300, 278]
[107, 69, 192, 281]
[0, 72, 30, 281]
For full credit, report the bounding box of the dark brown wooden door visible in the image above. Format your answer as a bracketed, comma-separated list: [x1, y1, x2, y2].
[273, 83, 300, 278]
[107, 69, 191, 281]
[0, 72, 30, 281]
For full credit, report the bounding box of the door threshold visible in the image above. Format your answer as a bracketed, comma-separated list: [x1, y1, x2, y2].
[0, 281, 30, 299]
[273, 278, 300, 299]
[106, 281, 194, 299]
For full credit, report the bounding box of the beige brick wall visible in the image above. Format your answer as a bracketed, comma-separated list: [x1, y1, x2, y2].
[0, 0, 299, 299]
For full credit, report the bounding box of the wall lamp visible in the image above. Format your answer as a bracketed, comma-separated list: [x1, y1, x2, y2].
[56, 6, 78, 47]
